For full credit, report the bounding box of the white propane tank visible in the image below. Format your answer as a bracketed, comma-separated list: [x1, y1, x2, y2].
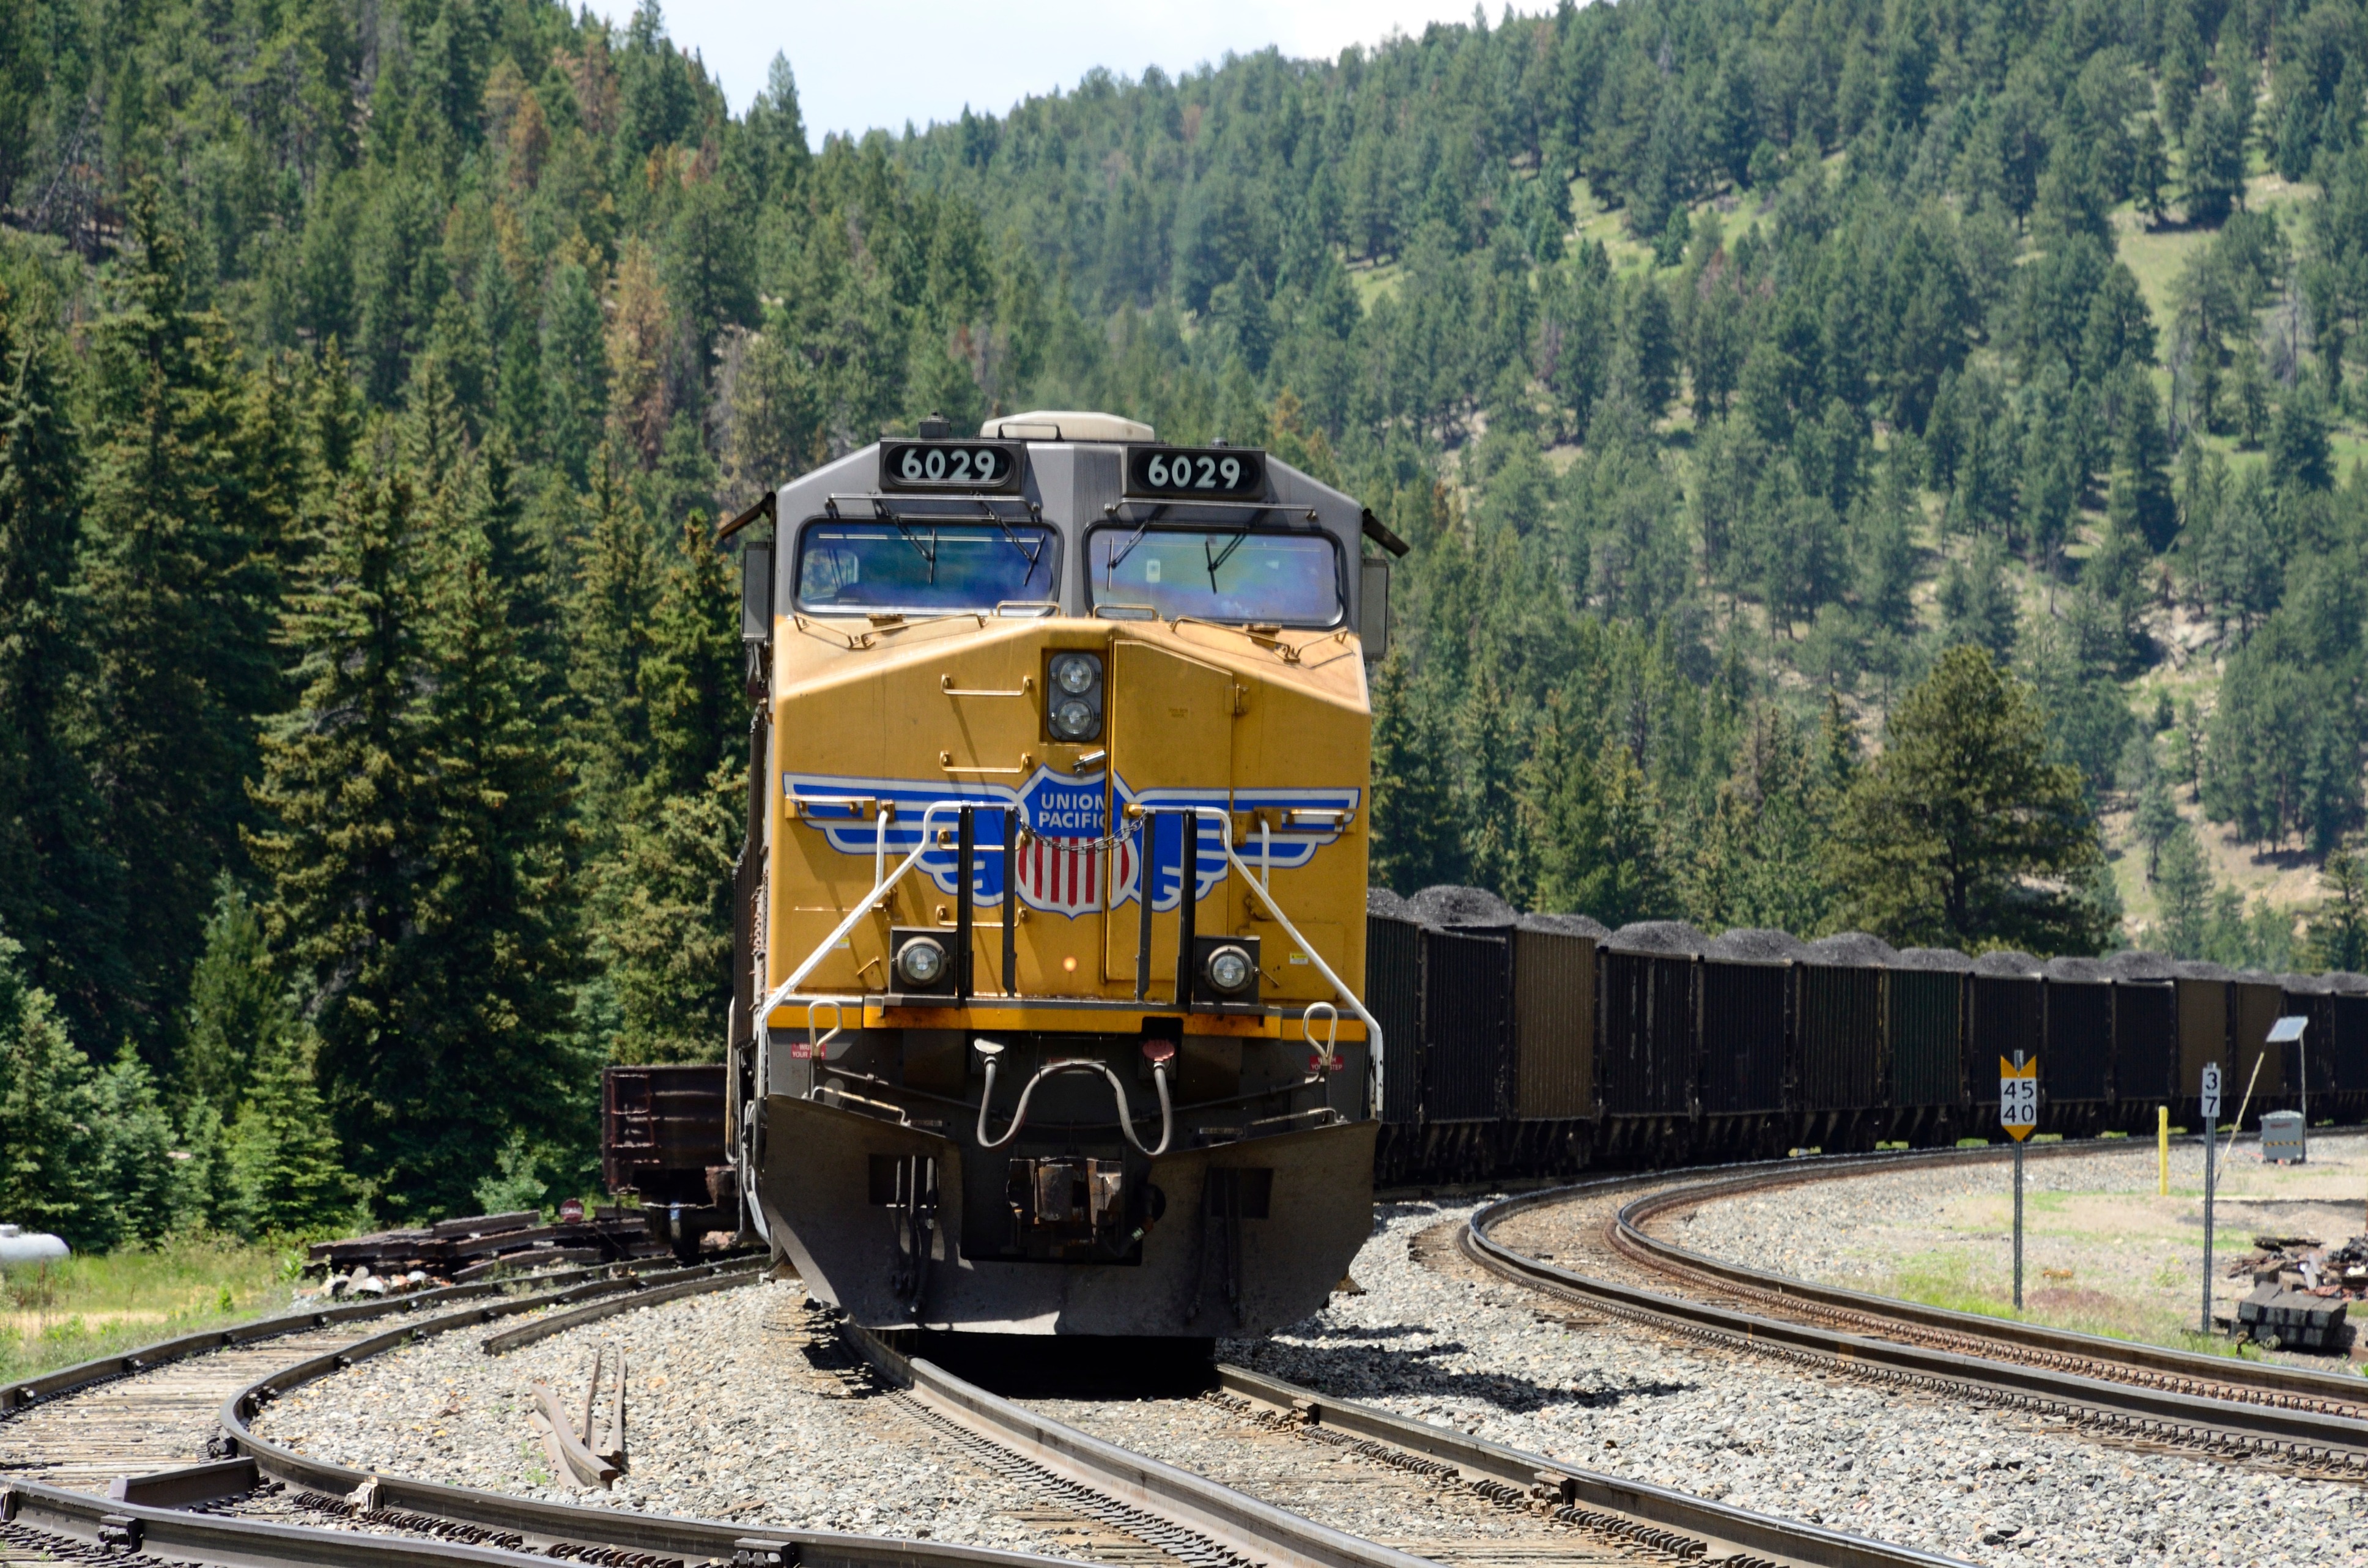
[0, 1223, 70, 1267]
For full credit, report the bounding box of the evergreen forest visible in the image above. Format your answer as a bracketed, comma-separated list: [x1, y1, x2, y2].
[9, 0, 2368, 1238]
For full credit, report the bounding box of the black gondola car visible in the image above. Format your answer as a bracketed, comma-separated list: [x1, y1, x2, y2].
[1366, 892, 1427, 1125]
[1367, 879, 2368, 1186]
[2102, 950, 2178, 1112]
[1699, 929, 1799, 1123]
[1419, 927, 1514, 1121]
[2042, 956, 2112, 1122]
[1969, 951, 2043, 1110]
[1890, 947, 1969, 1120]
[1600, 922, 1705, 1124]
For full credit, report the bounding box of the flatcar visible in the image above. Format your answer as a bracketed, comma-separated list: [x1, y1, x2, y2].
[1369, 888, 2368, 1184]
[720, 410, 1402, 1341]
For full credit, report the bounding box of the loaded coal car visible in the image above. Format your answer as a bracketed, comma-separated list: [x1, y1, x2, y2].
[1598, 922, 1707, 1163]
[2172, 960, 2235, 1129]
[1506, 912, 1602, 1176]
[1969, 950, 2043, 1121]
[1889, 947, 1970, 1144]
[1408, 886, 1517, 1177]
[2102, 950, 2178, 1130]
[1795, 933, 1892, 1151]
[2328, 972, 2368, 1124]
[2040, 956, 2112, 1136]
[725, 410, 1399, 1343]
[1698, 928, 1800, 1156]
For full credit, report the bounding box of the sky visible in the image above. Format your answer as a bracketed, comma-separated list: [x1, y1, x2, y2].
[593, 2, 1532, 142]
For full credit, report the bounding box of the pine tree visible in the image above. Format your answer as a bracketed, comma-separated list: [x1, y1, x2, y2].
[251, 468, 427, 1196]
[402, 516, 585, 1215]
[179, 878, 290, 1119]
[89, 1043, 182, 1246]
[0, 274, 124, 1045]
[1368, 653, 1462, 893]
[80, 182, 279, 1065]
[571, 446, 659, 847]
[228, 1023, 354, 1237]
[2306, 837, 2368, 972]
[0, 927, 100, 1247]
[607, 520, 741, 1063]
[2133, 773, 2182, 882]
[1831, 645, 2108, 953]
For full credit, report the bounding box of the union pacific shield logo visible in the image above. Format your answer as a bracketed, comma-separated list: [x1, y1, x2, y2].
[1014, 773, 1131, 917]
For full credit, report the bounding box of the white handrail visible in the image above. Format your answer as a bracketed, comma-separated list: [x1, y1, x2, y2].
[1175, 805, 1386, 1117]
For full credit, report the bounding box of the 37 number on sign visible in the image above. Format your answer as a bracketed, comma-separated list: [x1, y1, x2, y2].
[1999, 1055, 2038, 1139]
[2200, 1061, 2222, 1120]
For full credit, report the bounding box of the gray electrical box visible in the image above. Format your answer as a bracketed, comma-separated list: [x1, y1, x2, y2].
[2261, 1108, 2306, 1164]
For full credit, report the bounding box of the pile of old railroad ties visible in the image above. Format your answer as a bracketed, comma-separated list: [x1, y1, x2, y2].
[2228, 1232, 2368, 1353]
[305, 1204, 667, 1297]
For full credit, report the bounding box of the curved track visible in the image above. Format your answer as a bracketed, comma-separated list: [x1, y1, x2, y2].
[0, 1246, 1974, 1568]
[1459, 1142, 2368, 1478]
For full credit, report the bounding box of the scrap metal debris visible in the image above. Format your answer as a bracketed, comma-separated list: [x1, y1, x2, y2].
[2221, 1233, 2368, 1354]
[305, 1207, 666, 1286]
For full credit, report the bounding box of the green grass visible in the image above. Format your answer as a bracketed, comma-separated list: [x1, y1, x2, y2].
[1, 1238, 299, 1386]
[1881, 1248, 2266, 1361]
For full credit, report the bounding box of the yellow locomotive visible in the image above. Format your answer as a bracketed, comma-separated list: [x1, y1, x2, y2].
[720, 410, 1399, 1340]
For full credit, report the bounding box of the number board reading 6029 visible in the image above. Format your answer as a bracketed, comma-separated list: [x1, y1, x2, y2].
[877, 439, 1025, 494]
[1125, 444, 1267, 498]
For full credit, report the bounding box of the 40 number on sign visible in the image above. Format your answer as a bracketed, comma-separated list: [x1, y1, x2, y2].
[1999, 1055, 2038, 1139]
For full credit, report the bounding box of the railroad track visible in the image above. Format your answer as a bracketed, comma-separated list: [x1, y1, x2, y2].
[0, 1237, 1971, 1568]
[1457, 1144, 2368, 1480]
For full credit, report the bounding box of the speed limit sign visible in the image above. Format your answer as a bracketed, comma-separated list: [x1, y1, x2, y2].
[2000, 1054, 2038, 1140]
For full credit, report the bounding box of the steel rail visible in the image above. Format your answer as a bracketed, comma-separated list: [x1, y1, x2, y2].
[1210, 1364, 1971, 1568]
[0, 1257, 687, 1418]
[837, 1318, 1973, 1568]
[836, 1318, 1435, 1568]
[1461, 1152, 2368, 1469]
[0, 1252, 1149, 1568]
[1606, 1153, 2368, 1415]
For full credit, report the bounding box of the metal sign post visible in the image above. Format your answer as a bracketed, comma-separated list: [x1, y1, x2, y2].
[2000, 1051, 2037, 1312]
[2200, 1060, 2222, 1336]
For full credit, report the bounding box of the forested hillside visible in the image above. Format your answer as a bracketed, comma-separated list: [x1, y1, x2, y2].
[4, 0, 2368, 1232]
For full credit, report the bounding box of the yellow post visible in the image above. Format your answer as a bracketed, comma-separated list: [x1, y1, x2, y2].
[2158, 1105, 2169, 1195]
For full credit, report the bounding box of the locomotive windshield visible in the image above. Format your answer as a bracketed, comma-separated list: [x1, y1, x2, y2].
[1085, 525, 1342, 627]
[796, 519, 1059, 614]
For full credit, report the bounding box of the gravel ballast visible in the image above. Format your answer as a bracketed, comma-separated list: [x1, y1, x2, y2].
[1660, 1135, 2368, 1362]
[1230, 1199, 2368, 1567]
[251, 1281, 1098, 1556]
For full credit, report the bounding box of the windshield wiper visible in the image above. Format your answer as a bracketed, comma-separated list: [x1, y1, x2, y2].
[891, 519, 939, 584]
[1203, 530, 1248, 592]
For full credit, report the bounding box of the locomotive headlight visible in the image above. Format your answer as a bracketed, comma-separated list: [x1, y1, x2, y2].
[1045, 653, 1103, 741]
[1202, 944, 1254, 997]
[895, 936, 948, 988]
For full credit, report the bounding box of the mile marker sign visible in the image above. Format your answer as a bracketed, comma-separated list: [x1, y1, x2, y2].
[2000, 1055, 2038, 1140]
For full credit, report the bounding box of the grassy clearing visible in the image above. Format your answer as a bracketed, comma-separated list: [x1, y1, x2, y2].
[1880, 1246, 2262, 1361]
[1, 1237, 300, 1385]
